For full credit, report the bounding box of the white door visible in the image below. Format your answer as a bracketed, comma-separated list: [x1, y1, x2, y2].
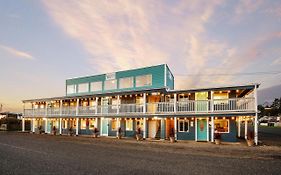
[101, 118, 108, 136]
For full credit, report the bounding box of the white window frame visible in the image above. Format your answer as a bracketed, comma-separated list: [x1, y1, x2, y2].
[214, 119, 230, 133]
[67, 84, 77, 94]
[178, 119, 189, 132]
[119, 77, 133, 89]
[78, 83, 89, 93]
[126, 120, 133, 131]
[90, 81, 103, 92]
[135, 74, 152, 87]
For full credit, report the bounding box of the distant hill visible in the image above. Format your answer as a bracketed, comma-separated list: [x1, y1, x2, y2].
[258, 84, 281, 105]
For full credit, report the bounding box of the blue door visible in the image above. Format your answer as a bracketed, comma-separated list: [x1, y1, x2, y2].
[101, 118, 108, 136]
[197, 119, 207, 141]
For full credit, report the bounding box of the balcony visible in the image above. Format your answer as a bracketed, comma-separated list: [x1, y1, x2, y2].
[23, 97, 256, 117]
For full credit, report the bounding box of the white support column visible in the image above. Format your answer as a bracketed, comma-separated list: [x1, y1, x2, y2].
[60, 100, 63, 116]
[207, 117, 209, 141]
[195, 118, 197, 141]
[245, 119, 248, 140]
[173, 93, 177, 113]
[211, 116, 214, 142]
[116, 118, 120, 137]
[238, 117, 241, 138]
[254, 84, 258, 145]
[143, 93, 146, 113]
[210, 91, 214, 112]
[143, 93, 147, 138]
[76, 118, 79, 136]
[95, 97, 98, 115]
[22, 118, 25, 132]
[59, 118, 62, 135]
[174, 117, 177, 140]
[32, 118, 35, 133]
[45, 118, 48, 134]
[143, 117, 147, 139]
[117, 95, 120, 115]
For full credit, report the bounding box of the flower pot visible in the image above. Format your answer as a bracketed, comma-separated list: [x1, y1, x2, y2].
[136, 134, 142, 141]
[246, 139, 254, 147]
[215, 139, 221, 145]
[170, 137, 175, 143]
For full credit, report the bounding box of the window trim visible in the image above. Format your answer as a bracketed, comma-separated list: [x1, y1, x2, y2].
[90, 81, 103, 92]
[178, 119, 189, 132]
[214, 119, 230, 133]
[119, 77, 134, 89]
[135, 74, 152, 87]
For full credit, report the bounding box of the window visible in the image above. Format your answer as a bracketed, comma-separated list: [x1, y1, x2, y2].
[214, 119, 229, 133]
[78, 83, 89, 93]
[178, 119, 189, 132]
[90, 81, 102, 92]
[136, 74, 152, 87]
[81, 120, 87, 129]
[135, 119, 144, 131]
[67, 84, 76, 94]
[104, 79, 117, 90]
[126, 120, 133, 131]
[213, 92, 229, 105]
[62, 120, 68, 129]
[111, 119, 117, 131]
[119, 77, 133, 89]
[136, 97, 144, 105]
[89, 119, 95, 129]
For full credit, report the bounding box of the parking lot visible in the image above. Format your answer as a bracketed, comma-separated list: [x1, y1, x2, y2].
[0, 131, 280, 175]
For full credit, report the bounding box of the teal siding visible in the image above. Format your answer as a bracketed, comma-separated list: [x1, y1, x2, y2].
[166, 64, 174, 90]
[66, 64, 172, 96]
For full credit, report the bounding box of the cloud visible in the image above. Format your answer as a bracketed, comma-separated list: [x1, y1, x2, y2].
[42, 0, 279, 89]
[0, 44, 34, 60]
[272, 57, 281, 65]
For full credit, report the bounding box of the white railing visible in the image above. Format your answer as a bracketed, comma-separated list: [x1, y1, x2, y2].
[23, 98, 256, 116]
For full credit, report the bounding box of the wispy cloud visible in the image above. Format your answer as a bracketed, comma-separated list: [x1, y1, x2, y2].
[272, 57, 281, 65]
[42, 0, 280, 89]
[0, 44, 34, 60]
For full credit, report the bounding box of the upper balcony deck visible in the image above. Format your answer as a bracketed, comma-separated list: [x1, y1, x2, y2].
[23, 97, 256, 117]
[22, 84, 259, 117]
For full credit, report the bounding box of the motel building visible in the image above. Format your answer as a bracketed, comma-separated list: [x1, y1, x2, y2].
[22, 64, 259, 145]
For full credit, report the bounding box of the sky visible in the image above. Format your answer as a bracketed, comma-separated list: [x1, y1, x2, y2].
[0, 0, 281, 112]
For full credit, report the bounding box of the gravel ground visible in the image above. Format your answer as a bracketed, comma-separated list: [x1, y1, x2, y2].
[0, 132, 280, 175]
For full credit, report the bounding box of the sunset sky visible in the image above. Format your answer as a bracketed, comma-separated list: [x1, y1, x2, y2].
[0, 0, 281, 112]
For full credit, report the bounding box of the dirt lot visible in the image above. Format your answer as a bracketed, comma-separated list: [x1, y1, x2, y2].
[0, 132, 280, 175]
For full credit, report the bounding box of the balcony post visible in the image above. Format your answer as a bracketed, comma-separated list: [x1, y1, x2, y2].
[32, 118, 35, 133]
[254, 84, 258, 145]
[245, 118, 248, 140]
[95, 97, 98, 115]
[143, 93, 146, 113]
[238, 117, 241, 138]
[116, 118, 120, 137]
[174, 117, 177, 140]
[45, 102, 48, 117]
[60, 100, 62, 116]
[210, 91, 214, 112]
[76, 99, 79, 116]
[59, 118, 62, 135]
[173, 94, 177, 113]
[76, 118, 79, 136]
[143, 117, 147, 139]
[117, 95, 120, 115]
[45, 118, 48, 134]
[211, 116, 214, 142]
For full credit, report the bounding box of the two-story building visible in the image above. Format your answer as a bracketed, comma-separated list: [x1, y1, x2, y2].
[22, 64, 259, 144]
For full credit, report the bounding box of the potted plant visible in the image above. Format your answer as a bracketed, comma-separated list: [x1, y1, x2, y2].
[169, 128, 175, 143]
[117, 127, 122, 139]
[136, 127, 142, 141]
[246, 131, 254, 147]
[214, 133, 221, 145]
[93, 127, 99, 138]
[52, 126, 57, 135]
[69, 126, 74, 136]
[38, 125, 43, 134]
